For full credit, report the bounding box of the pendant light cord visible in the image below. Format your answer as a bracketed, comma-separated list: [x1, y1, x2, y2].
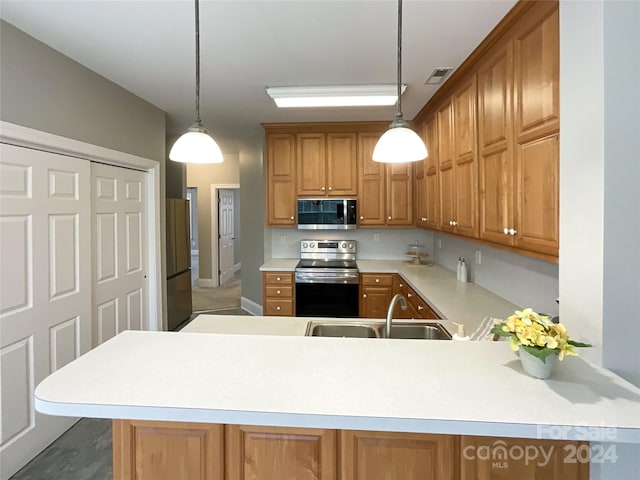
[395, 0, 403, 121]
[194, 0, 201, 125]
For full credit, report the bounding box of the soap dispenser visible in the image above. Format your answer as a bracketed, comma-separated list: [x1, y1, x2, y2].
[452, 323, 470, 341]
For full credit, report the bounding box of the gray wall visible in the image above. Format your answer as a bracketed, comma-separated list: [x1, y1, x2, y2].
[0, 21, 165, 162]
[233, 189, 241, 265]
[239, 135, 265, 305]
[166, 135, 187, 199]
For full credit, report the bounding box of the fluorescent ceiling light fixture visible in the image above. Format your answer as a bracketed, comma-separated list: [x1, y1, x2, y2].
[265, 85, 406, 108]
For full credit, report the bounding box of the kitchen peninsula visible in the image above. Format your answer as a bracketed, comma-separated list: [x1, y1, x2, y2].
[35, 315, 640, 480]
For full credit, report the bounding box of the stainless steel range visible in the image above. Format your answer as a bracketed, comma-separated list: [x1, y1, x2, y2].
[295, 240, 359, 317]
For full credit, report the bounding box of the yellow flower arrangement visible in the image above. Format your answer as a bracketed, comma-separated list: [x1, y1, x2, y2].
[491, 308, 591, 362]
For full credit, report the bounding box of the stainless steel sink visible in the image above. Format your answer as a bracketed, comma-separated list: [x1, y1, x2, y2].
[378, 323, 451, 340]
[305, 321, 451, 340]
[307, 323, 379, 338]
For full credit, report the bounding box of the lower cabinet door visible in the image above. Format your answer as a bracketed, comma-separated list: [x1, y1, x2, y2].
[225, 425, 337, 480]
[460, 436, 589, 480]
[112, 419, 224, 480]
[340, 430, 456, 480]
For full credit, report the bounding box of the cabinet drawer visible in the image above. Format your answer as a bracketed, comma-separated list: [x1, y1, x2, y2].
[264, 272, 293, 285]
[265, 285, 293, 299]
[361, 274, 394, 287]
[264, 299, 293, 316]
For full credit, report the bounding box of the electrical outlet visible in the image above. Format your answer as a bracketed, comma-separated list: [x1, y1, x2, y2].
[475, 250, 482, 264]
[280, 235, 286, 245]
[374, 233, 380, 242]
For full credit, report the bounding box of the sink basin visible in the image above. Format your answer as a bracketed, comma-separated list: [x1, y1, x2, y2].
[305, 321, 451, 340]
[307, 323, 379, 338]
[378, 323, 451, 340]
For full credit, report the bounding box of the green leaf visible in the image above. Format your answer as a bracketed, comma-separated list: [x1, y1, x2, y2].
[568, 340, 592, 348]
[522, 345, 557, 363]
[490, 326, 512, 337]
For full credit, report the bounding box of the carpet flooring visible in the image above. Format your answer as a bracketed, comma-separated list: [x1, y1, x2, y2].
[192, 273, 241, 312]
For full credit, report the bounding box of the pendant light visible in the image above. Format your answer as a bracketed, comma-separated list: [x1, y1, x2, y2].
[170, 0, 223, 164]
[372, 0, 428, 163]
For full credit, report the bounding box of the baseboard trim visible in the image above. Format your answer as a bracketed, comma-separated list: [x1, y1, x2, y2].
[241, 296, 262, 316]
[198, 278, 215, 288]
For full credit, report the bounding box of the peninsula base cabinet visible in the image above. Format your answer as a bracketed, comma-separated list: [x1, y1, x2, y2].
[112, 420, 589, 480]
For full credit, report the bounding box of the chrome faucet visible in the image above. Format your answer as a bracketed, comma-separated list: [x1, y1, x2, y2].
[385, 294, 408, 338]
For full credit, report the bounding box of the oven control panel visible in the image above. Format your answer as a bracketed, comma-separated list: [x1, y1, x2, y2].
[300, 239, 356, 255]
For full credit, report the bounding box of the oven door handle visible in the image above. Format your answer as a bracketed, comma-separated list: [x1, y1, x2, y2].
[295, 272, 359, 284]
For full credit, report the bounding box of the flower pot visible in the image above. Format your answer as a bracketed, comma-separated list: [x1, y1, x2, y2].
[519, 348, 557, 379]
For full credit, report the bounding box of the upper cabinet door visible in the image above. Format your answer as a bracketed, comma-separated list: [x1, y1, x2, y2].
[478, 43, 515, 246]
[514, 5, 559, 142]
[513, 4, 559, 256]
[326, 133, 357, 196]
[296, 133, 326, 196]
[424, 116, 439, 230]
[386, 162, 413, 226]
[357, 132, 386, 226]
[437, 100, 455, 233]
[266, 133, 297, 225]
[452, 76, 479, 239]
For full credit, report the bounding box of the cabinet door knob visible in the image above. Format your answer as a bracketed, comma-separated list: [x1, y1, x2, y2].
[417, 305, 423, 311]
[276, 290, 281, 295]
[276, 306, 281, 311]
[399, 284, 404, 288]
[452, 221, 458, 227]
[276, 277, 281, 281]
[375, 278, 380, 283]
[321, 186, 326, 191]
[328, 186, 332, 191]
[509, 228, 517, 236]
[503, 227, 509, 235]
[290, 216, 294, 220]
[407, 293, 413, 298]
[363, 294, 367, 298]
[360, 215, 364, 220]
[388, 216, 392, 220]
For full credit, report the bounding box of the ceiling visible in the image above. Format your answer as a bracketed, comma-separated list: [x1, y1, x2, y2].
[0, 0, 517, 150]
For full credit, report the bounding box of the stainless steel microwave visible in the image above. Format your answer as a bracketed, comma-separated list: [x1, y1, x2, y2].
[297, 198, 357, 230]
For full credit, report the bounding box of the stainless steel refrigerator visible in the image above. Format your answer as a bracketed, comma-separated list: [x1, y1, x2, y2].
[166, 198, 192, 330]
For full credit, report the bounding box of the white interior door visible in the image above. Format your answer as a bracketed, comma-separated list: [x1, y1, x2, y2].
[0, 143, 91, 479]
[92, 163, 148, 347]
[218, 189, 234, 284]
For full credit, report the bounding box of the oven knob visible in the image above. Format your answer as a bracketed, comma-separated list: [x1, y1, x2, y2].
[348, 243, 354, 249]
[303, 242, 308, 248]
[310, 242, 315, 248]
[341, 242, 347, 249]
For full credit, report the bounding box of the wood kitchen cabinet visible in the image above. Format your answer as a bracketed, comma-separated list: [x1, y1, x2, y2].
[357, 132, 413, 227]
[340, 430, 457, 480]
[416, 115, 439, 230]
[112, 419, 224, 480]
[359, 273, 394, 318]
[478, 2, 559, 258]
[265, 133, 296, 226]
[297, 132, 357, 197]
[460, 436, 589, 480]
[226, 425, 336, 480]
[438, 76, 479, 238]
[393, 275, 440, 320]
[262, 272, 294, 316]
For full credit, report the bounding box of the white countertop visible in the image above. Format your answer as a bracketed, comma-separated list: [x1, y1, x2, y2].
[36, 327, 640, 443]
[260, 258, 519, 333]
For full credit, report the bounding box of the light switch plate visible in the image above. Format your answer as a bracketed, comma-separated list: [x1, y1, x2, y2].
[475, 250, 482, 264]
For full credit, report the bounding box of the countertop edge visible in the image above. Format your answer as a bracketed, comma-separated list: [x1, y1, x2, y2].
[33, 397, 640, 443]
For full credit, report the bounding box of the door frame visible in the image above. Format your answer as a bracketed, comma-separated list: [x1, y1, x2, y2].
[0, 121, 163, 331]
[209, 183, 239, 287]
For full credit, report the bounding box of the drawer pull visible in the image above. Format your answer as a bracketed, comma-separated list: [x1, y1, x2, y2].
[276, 306, 281, 311]
[276, 290, 281, 295]
[276, 276, 281, 281]
[375, 278, 380, 283]
[363, 294, 367, 298]
[407, 293, 413, 298]
[417, 305, 423, 311]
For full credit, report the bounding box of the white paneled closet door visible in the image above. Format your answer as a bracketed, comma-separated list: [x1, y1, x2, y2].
[0, 143, 91, 479]
[92, 163, 148, 347]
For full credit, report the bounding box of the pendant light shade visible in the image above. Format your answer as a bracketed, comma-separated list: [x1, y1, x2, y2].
[170, 0, 223, 164]
[373, 0, 427, 163]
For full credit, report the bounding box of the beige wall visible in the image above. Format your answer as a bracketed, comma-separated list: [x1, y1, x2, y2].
[186, 155, 240, 280]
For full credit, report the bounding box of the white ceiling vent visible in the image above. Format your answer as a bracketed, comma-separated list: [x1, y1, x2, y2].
[425, 68, 453, 85]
